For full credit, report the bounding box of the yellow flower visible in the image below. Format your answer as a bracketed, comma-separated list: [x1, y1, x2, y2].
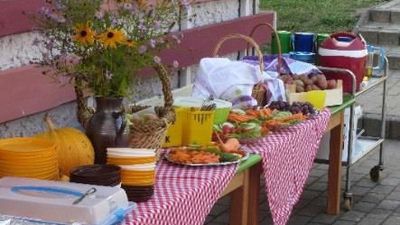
[72, 23, 96, 45]
[98, 28, 127, 48]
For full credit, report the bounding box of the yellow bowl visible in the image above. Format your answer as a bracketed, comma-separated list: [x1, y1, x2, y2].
[0, 137, 56, 153]
[107, 156, 155, 165]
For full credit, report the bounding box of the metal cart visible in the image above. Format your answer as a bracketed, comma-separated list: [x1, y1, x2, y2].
[318, 56, 389, 210]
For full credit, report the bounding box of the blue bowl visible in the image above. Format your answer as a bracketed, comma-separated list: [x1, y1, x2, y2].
[289, 51, 316, 64]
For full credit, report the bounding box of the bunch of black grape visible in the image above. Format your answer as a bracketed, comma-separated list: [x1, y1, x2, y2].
[269, 101, 316, 115]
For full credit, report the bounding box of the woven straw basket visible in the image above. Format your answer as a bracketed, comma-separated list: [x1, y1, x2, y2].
[127, 64, 175, 150]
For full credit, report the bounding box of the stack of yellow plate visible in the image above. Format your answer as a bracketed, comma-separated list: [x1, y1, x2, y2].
[0, 137, 59, 180]
[107, 148, 156, 186]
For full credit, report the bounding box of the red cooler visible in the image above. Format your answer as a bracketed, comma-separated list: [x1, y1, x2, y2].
[318, 32, 367, 93]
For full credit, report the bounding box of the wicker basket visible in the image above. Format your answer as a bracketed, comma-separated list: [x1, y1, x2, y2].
[128, 64, 175, 150]
[248, 22, 283, 75]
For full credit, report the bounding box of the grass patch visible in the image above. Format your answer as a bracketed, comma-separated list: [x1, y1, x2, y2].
[260, 0, 389, 33]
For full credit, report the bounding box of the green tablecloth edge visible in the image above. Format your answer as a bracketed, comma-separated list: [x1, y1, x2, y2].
[237, 154, 262, 173]
[329, 95, 355, 115]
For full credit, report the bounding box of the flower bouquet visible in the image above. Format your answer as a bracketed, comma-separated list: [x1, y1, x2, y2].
[34, 0, 187, 162]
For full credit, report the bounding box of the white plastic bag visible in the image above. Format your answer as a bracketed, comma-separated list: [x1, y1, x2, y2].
[192, 58, 285, 107]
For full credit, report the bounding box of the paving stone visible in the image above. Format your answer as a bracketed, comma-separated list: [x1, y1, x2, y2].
[357, 213, 390, 225]
[208, 204, 228, 216]
[370, 9, 391, 23]
[339, 210, 365, 222]
[218, 196, 231, 206]
[353, 201, 377, 212]
[377, 200, 400, 210]
[387, 192, 400, 201]
[302, 190, 323, 200]
[310, 169, 328, 177]
[297, 204, 325, 217]
[306, 176, 320, 186]
[204, 215, 215, 224]
[350, 186, 372, 196]
[260, 214, 273, 225]
[362, 192, 387, 202]
[370, 185, 396, 194]
[381, 178, 400, 186]
[213, 212, 230, 223]
[357, 178, 379, 188]
[383, 215, 400, 225]
[369, 208, 393, 217]
[308, 182, 328, 192]
[311, 213, 339, 224]
[287, 215, 312, 225]
[332, 220, 356, 225]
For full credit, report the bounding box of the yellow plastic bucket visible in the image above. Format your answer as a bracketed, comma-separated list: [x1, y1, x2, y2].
[305, 90, 327, 110]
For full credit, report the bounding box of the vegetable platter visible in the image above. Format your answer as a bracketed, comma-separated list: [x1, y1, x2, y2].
[213, 101, 317, 142]
[164, 139, 249, 166]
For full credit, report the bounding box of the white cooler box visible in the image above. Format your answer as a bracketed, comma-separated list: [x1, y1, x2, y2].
[0, 177, 133, 225]
[316, 106, 363, 163]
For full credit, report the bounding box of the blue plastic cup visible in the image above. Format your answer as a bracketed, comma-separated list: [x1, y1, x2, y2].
[293, 32, 316, 52]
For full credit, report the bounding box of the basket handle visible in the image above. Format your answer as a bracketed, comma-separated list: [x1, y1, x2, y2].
[248, 23, 282, 74]
[153, 63, 173, 109]
[213, 33, 264, 72]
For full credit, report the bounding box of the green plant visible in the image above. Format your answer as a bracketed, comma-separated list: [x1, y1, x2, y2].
[34, 0, 185, 97]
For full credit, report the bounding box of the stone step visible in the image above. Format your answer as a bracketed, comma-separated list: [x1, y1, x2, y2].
[387, 49, 400, 70]
[358, 26, 400, 46]
[369, 0, 400, 23]
[369, 9, 400, 23]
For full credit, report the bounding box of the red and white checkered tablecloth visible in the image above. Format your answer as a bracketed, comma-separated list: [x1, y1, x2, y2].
[122, 160, 238, 225]
[244, 109, 331, 225]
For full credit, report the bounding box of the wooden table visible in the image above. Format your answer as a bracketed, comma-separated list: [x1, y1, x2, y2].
[221, 154, 262, 225]
[326, 96, 355, 215]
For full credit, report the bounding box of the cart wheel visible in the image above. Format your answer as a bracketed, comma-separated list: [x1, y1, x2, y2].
[370, 166, 381, 182]
[343, 197, 352, 211]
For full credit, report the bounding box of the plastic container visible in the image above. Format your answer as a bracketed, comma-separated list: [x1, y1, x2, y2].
[318, 32, 367, 92]
[162, 107, 185, 147]
[272, 30, 292, 54]
[173, 97, 231, 124]
[305, 90, 327, 110]
[292, 32, 315, 52]
[182, 110, 215, 146]
[289, 51, 316, 64]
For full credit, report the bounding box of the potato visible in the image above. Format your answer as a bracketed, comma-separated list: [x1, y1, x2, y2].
[280, 74, 294, 84]
[312, 84, 321, 90]
[294, 79, 305, 87]
[327, 80, 337, 89]
[316, 75, 328, 90]
[299, 75, 313, 85]
[305, 84, 313, 92]
[296, 85, 305, 93]
[310, 75, 318, 83]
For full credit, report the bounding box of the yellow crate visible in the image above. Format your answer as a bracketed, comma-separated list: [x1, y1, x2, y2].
[162, 108, 185, 147]
[182, 109, 214, 146]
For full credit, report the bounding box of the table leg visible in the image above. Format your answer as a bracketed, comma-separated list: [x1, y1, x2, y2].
[229, 162, 261, 225]
[327, 112, 344, 215]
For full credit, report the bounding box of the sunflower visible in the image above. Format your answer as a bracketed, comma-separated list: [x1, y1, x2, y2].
[98, 28, 127, 48]
[72, 23, 96, 45]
